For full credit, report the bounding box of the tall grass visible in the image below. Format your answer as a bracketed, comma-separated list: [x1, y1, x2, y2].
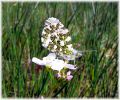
[2, 2, 118, 98]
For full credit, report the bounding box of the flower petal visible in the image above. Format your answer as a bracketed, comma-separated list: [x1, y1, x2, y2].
[66, 75, 73, 81]
[65, 64, 77, 70]
[50, 59, 65, 71]
[67, 71, 71, 76]
[32, 57, 46, 65]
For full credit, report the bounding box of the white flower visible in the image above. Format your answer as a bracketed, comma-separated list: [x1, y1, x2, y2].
[32, 53, 77, 72]
[65, 36, 71, 42]
[32, 57, 64, 71]
[60, 41, 64, 46]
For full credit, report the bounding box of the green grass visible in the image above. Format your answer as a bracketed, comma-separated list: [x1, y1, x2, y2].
[2, 2, 118, 98]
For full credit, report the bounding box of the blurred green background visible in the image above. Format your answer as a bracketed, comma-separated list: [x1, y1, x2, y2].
[2, 2, 118, 98]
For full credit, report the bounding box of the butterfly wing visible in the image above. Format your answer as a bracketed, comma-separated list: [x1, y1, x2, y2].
[41, 17, 73, 56]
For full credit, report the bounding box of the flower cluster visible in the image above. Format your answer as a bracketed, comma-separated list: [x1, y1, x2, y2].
[32, 53, 77, 80]
[41, 17, 73, 56]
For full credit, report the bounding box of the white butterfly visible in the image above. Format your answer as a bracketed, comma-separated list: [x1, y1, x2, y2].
[41, 17, 82, 62]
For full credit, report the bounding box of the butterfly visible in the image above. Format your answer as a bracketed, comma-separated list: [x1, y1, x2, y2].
[41, 17, 82, 61]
